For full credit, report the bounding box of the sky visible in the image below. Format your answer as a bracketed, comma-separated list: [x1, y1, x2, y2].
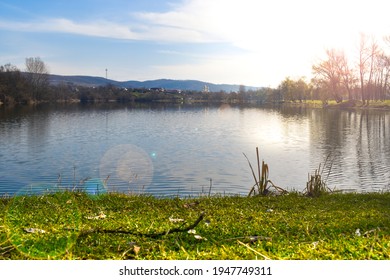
[0, 0, 389, 87]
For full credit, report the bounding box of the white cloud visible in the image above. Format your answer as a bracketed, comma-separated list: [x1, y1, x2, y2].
[49, 18, 139, 40]
[134, 0, 385, 47]
[135, 0, 263, 46]
[0, 18, 139, 40]
[2, 0, 388, 49]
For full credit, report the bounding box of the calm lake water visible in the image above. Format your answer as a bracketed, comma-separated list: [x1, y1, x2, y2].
[1, 103, 389, 196]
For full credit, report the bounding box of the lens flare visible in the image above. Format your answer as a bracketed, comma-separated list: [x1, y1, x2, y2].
[99, 144, 154, 192]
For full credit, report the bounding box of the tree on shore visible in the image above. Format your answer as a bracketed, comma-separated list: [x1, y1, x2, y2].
[310, 33, 390, 104]
[278, 77, 310, 103]
[358, 34, 378, 105]
[0, 63, 28, 104]
[25, 57, 49, 101]
[312, 49, 346, 103]
[335, 51, 356, 101]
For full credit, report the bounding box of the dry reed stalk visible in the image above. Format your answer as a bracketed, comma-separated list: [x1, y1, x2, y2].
[244, 147, 287, 196]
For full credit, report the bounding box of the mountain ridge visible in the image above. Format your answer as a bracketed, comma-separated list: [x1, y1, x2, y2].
[48, 74, 261, 92]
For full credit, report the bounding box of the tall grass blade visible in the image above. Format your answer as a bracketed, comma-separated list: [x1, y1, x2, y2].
[256, 147, 261, 190]
[243, 152, 259, 196]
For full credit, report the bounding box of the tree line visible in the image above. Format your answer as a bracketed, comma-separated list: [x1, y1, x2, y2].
[1, 34, 389, 106]
[0, 57, 269, 105]
[269, 34, 390, 105]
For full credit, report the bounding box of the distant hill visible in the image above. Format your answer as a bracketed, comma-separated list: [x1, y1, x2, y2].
[48, 74, 260, 92]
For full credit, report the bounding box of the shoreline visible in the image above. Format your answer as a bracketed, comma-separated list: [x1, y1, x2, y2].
[280, 99, 390, 110]
[2, 98, 390, 110]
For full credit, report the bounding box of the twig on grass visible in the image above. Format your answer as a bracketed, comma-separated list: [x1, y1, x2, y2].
[75, 212, 205, 238]
[225, 235, 272, 242]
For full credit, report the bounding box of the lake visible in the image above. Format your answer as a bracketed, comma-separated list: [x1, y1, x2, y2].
[1, 103, 389, 196]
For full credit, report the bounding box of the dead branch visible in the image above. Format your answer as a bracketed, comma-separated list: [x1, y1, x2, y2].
[77, 212, 205, 238]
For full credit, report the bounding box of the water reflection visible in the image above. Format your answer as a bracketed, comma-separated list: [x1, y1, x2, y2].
[1, 104, 389, 196]
[308, 109, 390, 192]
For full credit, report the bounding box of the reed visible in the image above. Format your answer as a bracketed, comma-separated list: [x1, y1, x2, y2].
[244, 147, 287, 196]
[304, 155, 333, 197]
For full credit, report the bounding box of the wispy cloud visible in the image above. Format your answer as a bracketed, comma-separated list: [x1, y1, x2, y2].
[135, 0, 390, 50]
[135, 0, 260, 47]
[0, 0, 269, 46]
[50, 18, 139, 39]
[0, 18, 139, 40]
[2, 0, 388, 47]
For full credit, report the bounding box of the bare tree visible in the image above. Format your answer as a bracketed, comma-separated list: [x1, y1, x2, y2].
[312, 49, 344, 103]
[0, 63, 29, 104]
[372, 52, 390, 100]
[25, 57, 49, 101]
[335, 51, 357, 101]
[382, 55, 390, 99]
[358, 34, 380, 105]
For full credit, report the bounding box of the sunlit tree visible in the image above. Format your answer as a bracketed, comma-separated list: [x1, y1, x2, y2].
[278, 77, 309, 102]
[312, 49, 344, 103]
[358, 34, 382, 105]
[369, 51, 390, 101]
[335, 51, 357, 101]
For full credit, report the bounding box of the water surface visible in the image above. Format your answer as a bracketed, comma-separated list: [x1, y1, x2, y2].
[1, 103, 389, 196]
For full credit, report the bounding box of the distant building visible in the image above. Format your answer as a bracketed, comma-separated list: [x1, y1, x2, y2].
[202, 85, 210, 93]
[150, 87, 165, 92]
[165, 89, 182, 94]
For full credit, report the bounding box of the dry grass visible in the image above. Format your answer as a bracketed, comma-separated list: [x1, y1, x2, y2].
[244, 147, 287, 196]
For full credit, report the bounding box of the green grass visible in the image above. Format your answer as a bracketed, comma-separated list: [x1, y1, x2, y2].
[1, 191, 389, 260]
[294, 99, 390, 109]
[328, 99, 390, 109]
[285, 100, 339, 107]
[364, 100, 390, 108]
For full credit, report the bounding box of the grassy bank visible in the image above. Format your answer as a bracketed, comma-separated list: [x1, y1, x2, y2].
[0, 191, 389, 260]
[284, 99, 390, 109]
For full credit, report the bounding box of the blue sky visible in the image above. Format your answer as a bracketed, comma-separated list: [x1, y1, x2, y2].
[1, 0, 389, 87]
